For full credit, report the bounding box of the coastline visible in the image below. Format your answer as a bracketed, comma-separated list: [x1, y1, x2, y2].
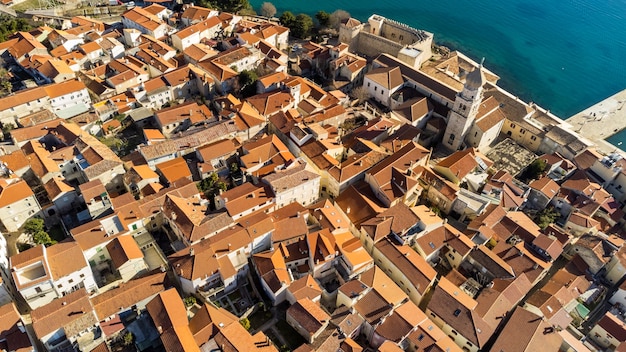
[565, 88, 626, 155]
[250, 0, 626, 138]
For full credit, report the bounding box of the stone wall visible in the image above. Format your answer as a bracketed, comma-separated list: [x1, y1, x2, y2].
[380, 20, 430, 46]
[354, 31, 404, 58]
[380, 19, 433, 60]
[338, 24, 361, 49]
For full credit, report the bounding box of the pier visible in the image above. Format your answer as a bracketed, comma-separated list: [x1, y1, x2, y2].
[566, 88, 626, 155]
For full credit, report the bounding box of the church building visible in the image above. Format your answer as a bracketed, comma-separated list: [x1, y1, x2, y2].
[442, 62, 506, 152]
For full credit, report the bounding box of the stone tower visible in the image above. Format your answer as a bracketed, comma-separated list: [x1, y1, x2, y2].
[442, 62, 486, 150]
[338, 18, 363, 49]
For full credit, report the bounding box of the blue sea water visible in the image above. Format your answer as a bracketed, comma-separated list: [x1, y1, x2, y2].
[250, 0, 626, 145]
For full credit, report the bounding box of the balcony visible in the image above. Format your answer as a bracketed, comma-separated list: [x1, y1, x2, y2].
[198, 281, 225, 300]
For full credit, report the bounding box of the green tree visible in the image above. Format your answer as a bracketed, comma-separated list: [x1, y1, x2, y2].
[23, 218, 45, 235]
[279, 11, 295, 28]
[197, 173, 228, 208]
[213, 0, 251, 13]
[315, 10, 330, 28]
[533, 207, 560, 230]
[184, 296, 197, 307]
[0, 16, 32, 42]
[292, 13, 313, 39]
[521, 158, 548, 182]
[238, 70, 258, 97]
[259, 1, 276, 18]
[0, 68, 12, 97]
[198, 172, 219, 194]
[33, 231, 55, 246]
[216, 181, 228, 192]
[24, 219, 56, 246]
[198, 0, 254, 14]
[123, 332, 134, 346]
[240, 317, 251, 331]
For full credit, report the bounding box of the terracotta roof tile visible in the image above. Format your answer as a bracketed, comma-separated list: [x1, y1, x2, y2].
[156, 157, 192, 184]
[105, 235, 144, 270]
[374, 238, 436, 295]
[286, 298, 330, 335]
[491, 306, 563, 352]
[31, 288, 96, 339]
[0, 179, 34, 208]
[365, 66, 403, 90]
[90, 271, 167, 320]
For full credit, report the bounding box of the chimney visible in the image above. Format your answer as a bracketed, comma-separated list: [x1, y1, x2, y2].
[157, 326, 163, 334]
[346, 207, 351, 214]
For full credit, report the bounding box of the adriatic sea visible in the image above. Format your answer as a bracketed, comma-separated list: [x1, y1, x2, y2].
[250, 0, 626, 147]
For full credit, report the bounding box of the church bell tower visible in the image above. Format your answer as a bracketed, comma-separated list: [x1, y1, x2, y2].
[442, 60, 486, 151]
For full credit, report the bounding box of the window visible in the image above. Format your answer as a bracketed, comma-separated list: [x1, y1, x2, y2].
[367, 82, 370, 87]
[374, 86, 377, 92]
[80, 273, 85, 278]
[510, 123, 516, 128]
[381, 89, 384, 95]
[454, 309, 461, 317]
[474, 131, 478, 137]
[448, 133, 455, 146]
[35, 287, 42, 293]
[531, 135, 537, 141]
[58, 284, 62, 288]
[68, 279, 73, 284]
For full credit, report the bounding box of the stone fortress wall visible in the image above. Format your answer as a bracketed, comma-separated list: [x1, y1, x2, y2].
[353, 31, 405, 59]
[339, 14, 433, 68]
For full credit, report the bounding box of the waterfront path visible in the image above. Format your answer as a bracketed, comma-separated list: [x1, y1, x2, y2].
[566, 88, 626, 155]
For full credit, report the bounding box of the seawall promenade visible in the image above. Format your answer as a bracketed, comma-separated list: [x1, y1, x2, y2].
[566, 88, 626, 155]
